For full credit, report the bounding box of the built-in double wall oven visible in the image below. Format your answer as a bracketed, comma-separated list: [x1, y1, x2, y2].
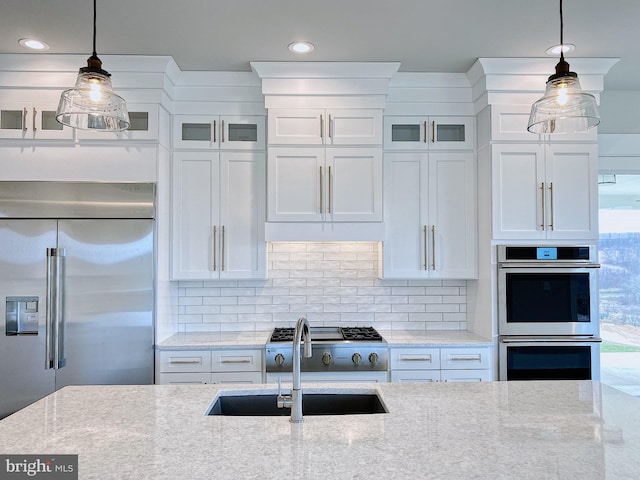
[497, 245, 601, 381]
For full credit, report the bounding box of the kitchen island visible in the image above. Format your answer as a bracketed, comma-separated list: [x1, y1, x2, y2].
[0, 381, 637, 479]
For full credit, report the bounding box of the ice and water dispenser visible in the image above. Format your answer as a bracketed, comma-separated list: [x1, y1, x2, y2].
[5, 296, 39, 335]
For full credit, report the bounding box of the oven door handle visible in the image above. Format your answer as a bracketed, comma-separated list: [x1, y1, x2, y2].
[500, 336, 602, 343]
[498, 262, 601, 269]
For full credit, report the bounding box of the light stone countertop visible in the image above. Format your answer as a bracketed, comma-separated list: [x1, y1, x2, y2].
[156, 331, 271, 349]
[156, 330, 492, 349]
[379, 329, 492, 346]
[0, 381, 637, 480]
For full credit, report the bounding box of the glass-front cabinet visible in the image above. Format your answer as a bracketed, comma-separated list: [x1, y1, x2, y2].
[0, 102, 73, 140]
[173, 115, 265, 150]
[383, 116, 474, 150]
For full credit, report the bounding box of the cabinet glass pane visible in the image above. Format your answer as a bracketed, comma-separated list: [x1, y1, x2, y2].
[41, 111, 63, 131]
[1, 110, 24, 130]
[128, 112, 149, 131]
[182, 123, 211, 141]
[436, 124, 465, 142]
[391, 124, 420, 142]
[228, 123, 257, 142]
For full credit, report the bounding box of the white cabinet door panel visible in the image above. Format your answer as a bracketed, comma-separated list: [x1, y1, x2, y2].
[327, 148, 382, 221]
[267, 147, 324, 222]
[545, 144, 598, 240]
[492, 144, 546, 240]
[219, 153, 266, 279]
[382, 152, 428, 277]
[268, 109, 323, 145]
[429, 153, 477, 278]
[327, 109, 382, 145]
[171, 152, 217, 279]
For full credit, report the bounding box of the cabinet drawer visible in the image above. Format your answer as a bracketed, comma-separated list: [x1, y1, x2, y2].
[156, 372, 211, 385]
[211, 372, 263, 384]
[390, 348, 440, 370]
[390, 370, 440, 383]
[440, 347, 491, 370]
[211, 349, 262, 372]
[158, 350, 212, 373]
[440, 369, 492, 382]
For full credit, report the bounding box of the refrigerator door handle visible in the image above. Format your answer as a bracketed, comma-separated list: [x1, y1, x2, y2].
[46, 247, 67, 369]
[45, 248, 55, 369]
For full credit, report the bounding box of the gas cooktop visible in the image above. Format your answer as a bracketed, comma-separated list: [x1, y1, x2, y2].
[268, 326, 384, 343]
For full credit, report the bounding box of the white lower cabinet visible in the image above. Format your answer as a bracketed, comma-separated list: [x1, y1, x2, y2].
[389, 346, 491, 383]
[156, 348, 264, 385]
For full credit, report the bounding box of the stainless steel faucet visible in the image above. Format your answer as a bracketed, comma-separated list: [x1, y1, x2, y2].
[277, 317, 312, 423]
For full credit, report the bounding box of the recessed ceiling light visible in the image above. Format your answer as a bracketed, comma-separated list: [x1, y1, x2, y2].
[19, 38, 50, 51]
[546, 43, 575, 55]
[288, 42, 314, 54]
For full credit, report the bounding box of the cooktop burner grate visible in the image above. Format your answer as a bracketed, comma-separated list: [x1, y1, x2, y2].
[268, 326, 383, 343]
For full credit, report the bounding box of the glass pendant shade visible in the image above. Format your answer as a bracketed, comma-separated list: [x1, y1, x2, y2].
[527, 70, 600, 134]
[56, 57, 130, 131]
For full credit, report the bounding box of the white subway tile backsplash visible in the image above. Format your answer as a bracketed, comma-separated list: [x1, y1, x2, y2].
[177, 242, 468, 332]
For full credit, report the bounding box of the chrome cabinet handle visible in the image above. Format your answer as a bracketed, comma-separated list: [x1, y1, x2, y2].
[449, 356, 481, 362]
[431, 121, 435, 143]
[540, 182, 545, 230]
[319, 166, 323, 214]
[423, 225, 428, 270]
[213, 120, 217, 143]
[221, 225, 225, 271]
[221, 120, 225, 143]
[549, 182, 554, 230]
[431, 225, 436, 270]
[22, 107, 28, 132]
[169, 359, 202, 365]
[320, 114, 323, 139]
[212, 225, 217, 271]
[33, 107, 37, 131]
[328, 165, 332, 214]
[328, 114, 332, 139]
[399, 357, 433, 362]
[220, 359, 252, 364]
[423, 121, 427, 143]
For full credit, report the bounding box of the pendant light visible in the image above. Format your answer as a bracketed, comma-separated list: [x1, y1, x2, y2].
[56, 0, 130, 131]
[527, 0, 599, 134]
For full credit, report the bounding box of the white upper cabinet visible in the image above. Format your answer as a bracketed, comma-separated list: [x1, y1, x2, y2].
[173, 115, 265, 150]
[492, 143, 598, 240]
[489, 104, 598, 142]
[382, 151, 477, 279]
[268, 108, 382, 145]
[171, 151, 266, 280]
[75, 103, 160, 141]
[383, 116, 474, 150]
[0, 102, 74, 140]
[267, 147, 382, 223]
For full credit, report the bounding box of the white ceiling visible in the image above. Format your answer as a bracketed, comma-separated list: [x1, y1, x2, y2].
[1, 0, 639, 91]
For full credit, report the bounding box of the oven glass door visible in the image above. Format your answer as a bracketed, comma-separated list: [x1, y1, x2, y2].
[499, 339, 600, 381]
[498, 267, 598, 335]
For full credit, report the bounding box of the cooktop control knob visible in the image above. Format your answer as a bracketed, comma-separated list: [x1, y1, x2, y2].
[274, 353, 285, 366]
[352, 353, 362, 366]
[369, 352, 379, 365]
[322, 352, 332, 366]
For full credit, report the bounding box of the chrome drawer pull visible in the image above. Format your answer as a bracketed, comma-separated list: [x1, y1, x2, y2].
[399, 357, 433, 362]
[169, 359, 202, 364]
[220, 359, 252, 364]
[449, 356, 481, 362]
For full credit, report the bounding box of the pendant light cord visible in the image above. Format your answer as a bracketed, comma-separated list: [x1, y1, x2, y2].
[92, 0, 97, 57]
[559, 0, 564, 62]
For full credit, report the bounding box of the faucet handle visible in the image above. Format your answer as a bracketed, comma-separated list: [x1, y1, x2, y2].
[277, 377, 293, 409]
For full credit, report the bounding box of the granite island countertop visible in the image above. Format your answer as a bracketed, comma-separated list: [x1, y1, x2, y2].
[0, 381, 638, 480]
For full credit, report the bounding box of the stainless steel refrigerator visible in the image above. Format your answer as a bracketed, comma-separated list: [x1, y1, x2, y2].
[0, 182, 155, 419]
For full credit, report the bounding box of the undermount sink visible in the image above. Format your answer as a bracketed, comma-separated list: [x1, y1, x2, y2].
[207, 389, 388, 417]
